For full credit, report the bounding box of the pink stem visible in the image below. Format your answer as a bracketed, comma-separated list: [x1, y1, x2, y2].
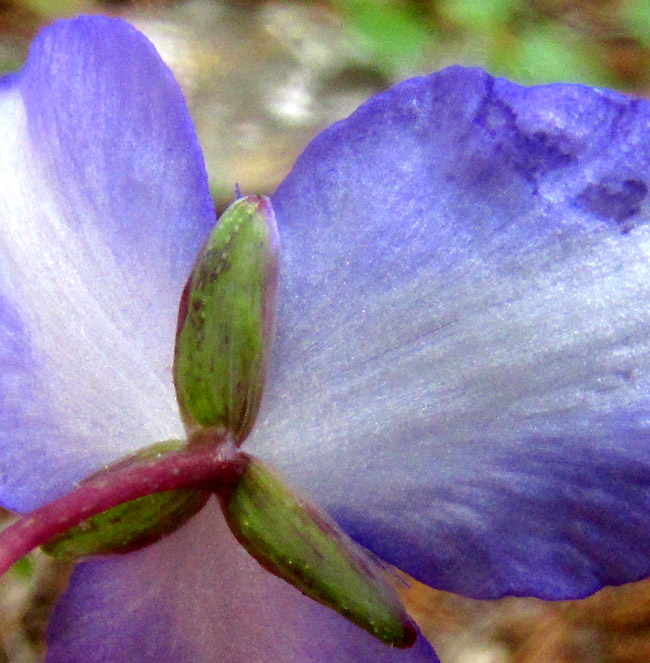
[0, 441, 247, 577]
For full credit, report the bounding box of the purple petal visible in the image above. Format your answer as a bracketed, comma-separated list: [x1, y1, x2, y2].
[47, 500, 438, 662]
[250, 67, 650, 599]
[0, 17, 215, 511]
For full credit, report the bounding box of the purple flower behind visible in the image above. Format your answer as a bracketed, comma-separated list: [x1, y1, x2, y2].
[2, 13, 650, 663]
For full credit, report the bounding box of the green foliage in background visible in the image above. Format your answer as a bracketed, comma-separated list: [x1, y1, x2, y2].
[334, 0, 434, 72]
[440, 0, 514, 31]
[622, 0, 650, 48]
[334, 0, 647, 89]
[10, 556, 33, 578]
[17, 0, 83, 18]
[4, 0, 650, 90]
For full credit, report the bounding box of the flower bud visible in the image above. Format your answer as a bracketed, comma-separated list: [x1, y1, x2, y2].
[41, 441, 208, 559]
[220, 456, 417, 648]
[174, 196, 279, 442]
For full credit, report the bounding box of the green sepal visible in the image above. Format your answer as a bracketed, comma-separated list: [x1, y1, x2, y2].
[42, 490, 208, 560]
[220, 456, 417, 648]
[41, 441, 207, 559]
[173, 195, 279, 442]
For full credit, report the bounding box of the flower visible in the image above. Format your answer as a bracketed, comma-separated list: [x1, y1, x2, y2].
[2, 13, 650, 663]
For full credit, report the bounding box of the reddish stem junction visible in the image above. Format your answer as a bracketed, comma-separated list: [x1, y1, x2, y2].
[0, 442, 247, 577]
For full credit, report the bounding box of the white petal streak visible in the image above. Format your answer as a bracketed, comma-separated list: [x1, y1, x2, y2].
[0, 87, 183, 509]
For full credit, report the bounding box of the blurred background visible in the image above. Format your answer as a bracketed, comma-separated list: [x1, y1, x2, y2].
[2, 1, 650, 661]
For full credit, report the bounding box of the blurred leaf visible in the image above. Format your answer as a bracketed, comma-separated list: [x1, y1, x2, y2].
[335, 0, 433, 69]
[15, 0, 84, 19]
[10, 555, 33, 579]
[621, 0, 650, 48]
[439, 0, 519, 32]
[0, 55, 24, 76]
[494, 25, 611, 86]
